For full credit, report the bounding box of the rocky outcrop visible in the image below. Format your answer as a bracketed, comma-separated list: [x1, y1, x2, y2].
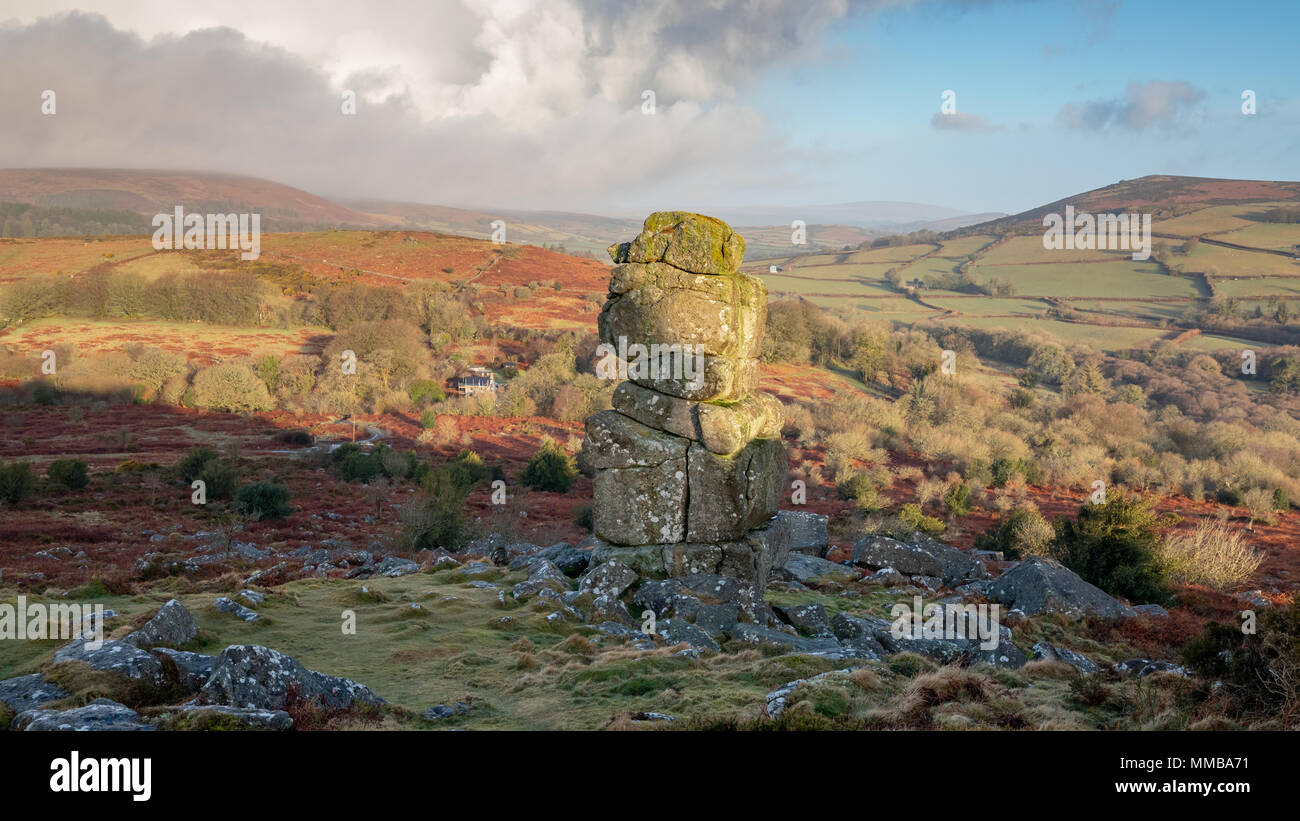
[123, 599, 198, 650]
[0, 673, 70, 713]
[13, 698, 154, 732]
[199, 645, 385, 711]
[985, 556, 1131, 620]
[581, 212, 787, 601]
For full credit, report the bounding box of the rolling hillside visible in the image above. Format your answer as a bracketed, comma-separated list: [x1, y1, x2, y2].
[0, 169, 387, 231]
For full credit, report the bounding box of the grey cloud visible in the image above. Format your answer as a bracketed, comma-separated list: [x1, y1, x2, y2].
[1057, 80, 1206, 132]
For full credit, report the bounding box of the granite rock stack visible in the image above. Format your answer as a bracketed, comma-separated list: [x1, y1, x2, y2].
[580, 212, 787, 590]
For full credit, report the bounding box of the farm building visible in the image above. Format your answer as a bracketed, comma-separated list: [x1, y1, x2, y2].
[455, 366, 497, 396]
[768, 265, 782, 273]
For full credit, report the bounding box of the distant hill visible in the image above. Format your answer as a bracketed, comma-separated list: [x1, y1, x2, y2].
[957, 174, 1300, 236]
[0, 169, 388, 231]
[347, 199, 998, 260]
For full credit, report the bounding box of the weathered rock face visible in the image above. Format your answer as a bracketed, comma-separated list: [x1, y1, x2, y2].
[582, 213, 787, 603]
[587, 212, 783, 529]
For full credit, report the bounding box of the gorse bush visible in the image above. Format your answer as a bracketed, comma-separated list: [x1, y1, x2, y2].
[1157, 521, 1262, 591]
[896, 503, 945, 538]
[399, 467, 469, 552]
[333, 444, 418, 484]
[47, 458, 89, 490]
[942, 482, 972, 517]
[408, 379, 445, 405]
[0, 461, 35, 504]
[838, 471, 886, 512]
[173, 447, 239, 499]
[975, 505, 1054, 559]
[1181, 602, 1300, 727]
[235, 481, 294, 520]
[175, 447, 220, 483]
[1055, 493, 1174, 605]
[520, 438, 576, 493]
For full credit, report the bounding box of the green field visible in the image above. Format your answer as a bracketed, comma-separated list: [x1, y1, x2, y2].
[971, 260, 1198, 298]
[1213, 222, 1300, 252]
[936, 235, 997, 258]
[978, 235, 1121, 265]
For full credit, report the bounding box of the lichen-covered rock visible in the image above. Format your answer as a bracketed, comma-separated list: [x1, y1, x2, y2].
[53, 639, 165, 686]
[611, 381, 782, 456]
[850, 534, 985, 586]
[512, 559, 571, 601]
[781, 553, 858, 585]
[630, 352, 759, 402]
[13, 698, 154, 732]
[200, 645, 385, 711]
[609, 211, 746, 274]
[686, 438, 784, 542]
[584, 411, 689, 545]
[774, 602, 833, 637]
[586, 594, 638, 627]
[656, 618, 721, 653]
[728, 623, 843, 654]
[591, 461, 687, 545]
[588, 540, 773, 593]
[151, 648, 215, 693]
[1031, 642, 1099, 674]
[375, 556, 420, 577]
[577, 559, 639, 600]
[582, 410, 689, 470]
[749, 510, 829, 569]
[213, 597, 261, 622]
[600, 263, 765, 358]
[0, 673, 70, 713]
[123, 599, 198, 650]
[986, 556, 1132, 620]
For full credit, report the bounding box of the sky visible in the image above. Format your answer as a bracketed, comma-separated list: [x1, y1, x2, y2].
[0, 0, 1297, 217]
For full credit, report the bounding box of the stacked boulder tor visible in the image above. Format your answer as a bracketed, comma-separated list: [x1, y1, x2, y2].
[580, 211, 787, 594]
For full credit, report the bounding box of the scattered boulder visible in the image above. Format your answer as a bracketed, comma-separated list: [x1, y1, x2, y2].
[985, 556, 1131, 620]
[375, 556, 420, 577]
[123, 599, 198, 650]
[425, 702, 472, 720]
[200, 645, 385, 711]
[765, 668, 858, 719]
[512, 559, 572, 601]
[850, 534, 985, 586]
[728, 623, 842, 654]
[577, 559, 639, 600]
[757, 510, 830, 560]
[510, 542, 590, 577]
[53, 639, 165, 686]
[213, 597, 261, 623]
[1031, 642, 1099, 674]
[587, 594, 638, 627]
[692, 603, 740, 637]
[656, 618, 721, 653]
[151, 648, 216, 692]
[14, 698, 154, 731]
[781, 553, 857, 585]
[773, 602, 833, 637]
[0, 673, 70, 713]
[1113, 659, 1190, 678]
